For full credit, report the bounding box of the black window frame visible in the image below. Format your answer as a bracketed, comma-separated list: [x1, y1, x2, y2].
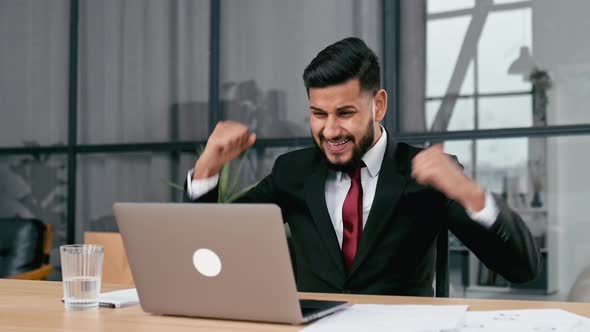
[1, 0, 590, 245]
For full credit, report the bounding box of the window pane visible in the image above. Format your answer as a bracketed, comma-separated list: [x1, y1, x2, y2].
[494, 0, 530, 4]
[443, 140, 474, 177]
[478, 8, 532, 93]
[442, 139, 474, 294]
[469, 136, 590, 300]
[0, 154, 68, 280]
[76, 147, 307, 241]
[220, 0, 382, 138]
[426, 98, 475, 131]
[0, 1, 69, 147]
[476, 138, 529, 195]
[427, 0, 474, 14]
[420, 1, 590, 131]
[427, 16, 473, 97]
[77, 153, 182, 241]
[78, 0, 210, 144]
[478, 95, 532, 129]
[440, 136, 590, 302]
[472, 137, 536, 296]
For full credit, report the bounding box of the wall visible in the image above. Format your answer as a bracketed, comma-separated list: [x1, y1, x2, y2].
[0, 1, 69, 146]
[220, 0, 382, 137]
[534, 0, 590, 295]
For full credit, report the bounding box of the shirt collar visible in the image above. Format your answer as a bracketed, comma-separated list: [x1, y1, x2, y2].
[361, 125, 387, 178]
[333, 125, 387, 182]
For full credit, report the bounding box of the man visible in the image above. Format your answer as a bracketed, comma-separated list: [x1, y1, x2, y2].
[185, 37, 540, 296]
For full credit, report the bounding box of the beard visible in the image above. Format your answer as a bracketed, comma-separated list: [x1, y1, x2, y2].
[312, 120, 375, 173]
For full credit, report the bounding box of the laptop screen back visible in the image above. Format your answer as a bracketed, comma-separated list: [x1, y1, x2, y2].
[114, 203, 303, 324]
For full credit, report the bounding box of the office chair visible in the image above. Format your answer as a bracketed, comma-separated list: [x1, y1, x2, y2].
[1, 218, 53, 280]
[435, 220, 450, 298]
[85, 231, 134, 285]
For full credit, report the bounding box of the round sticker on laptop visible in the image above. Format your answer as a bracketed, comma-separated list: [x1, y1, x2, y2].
[192, 248, 222, 277]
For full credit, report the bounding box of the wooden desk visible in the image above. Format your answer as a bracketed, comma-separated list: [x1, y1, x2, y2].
[1, 279, 590, 331]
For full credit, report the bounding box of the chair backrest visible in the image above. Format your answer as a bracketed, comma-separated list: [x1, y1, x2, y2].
[567, 265, 590, 302]
[84, 232, 134, 285]
[43, 223, 53, 264]
[435, 224, 450, 298]
[0, 218, 46, 278]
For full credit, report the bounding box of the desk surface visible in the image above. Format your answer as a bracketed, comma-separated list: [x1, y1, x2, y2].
[1, 279, 590, 331]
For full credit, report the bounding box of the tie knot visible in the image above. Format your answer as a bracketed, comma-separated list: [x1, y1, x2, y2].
[347, 161, 366, 181]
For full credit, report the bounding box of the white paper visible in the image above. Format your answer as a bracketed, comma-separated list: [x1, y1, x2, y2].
[460, 309, 590, 332]
[303, 304, 468, 332]
[98, 288, 139, 308]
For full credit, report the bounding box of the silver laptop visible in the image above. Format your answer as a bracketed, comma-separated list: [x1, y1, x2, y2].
[113, 203, 349, 324]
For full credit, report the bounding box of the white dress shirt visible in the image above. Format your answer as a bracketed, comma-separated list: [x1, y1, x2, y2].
[187, 128, 499, 248]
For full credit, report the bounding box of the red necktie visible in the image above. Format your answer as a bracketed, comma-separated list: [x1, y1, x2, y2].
[342, 163, 365, 269]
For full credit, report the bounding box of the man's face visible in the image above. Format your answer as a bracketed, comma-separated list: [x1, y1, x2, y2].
[309, 79, 386, 172]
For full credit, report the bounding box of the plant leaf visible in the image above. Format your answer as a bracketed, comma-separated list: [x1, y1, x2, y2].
[160, 178, 185, 192]
[228, 149, 251, 197]
[218, 163, 230, 202]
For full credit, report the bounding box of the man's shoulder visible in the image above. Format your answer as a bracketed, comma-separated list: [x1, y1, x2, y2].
[383, 140, 426, 167]
[390, 141, 460, 166]
[391, 141, 424, 158]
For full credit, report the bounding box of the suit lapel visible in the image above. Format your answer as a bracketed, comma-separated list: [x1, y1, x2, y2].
[304, 162, 347, 276]
[348, 140, 408, 277]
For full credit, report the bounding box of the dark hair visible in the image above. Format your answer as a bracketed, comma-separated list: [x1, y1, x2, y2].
[303, 37, 380, 95]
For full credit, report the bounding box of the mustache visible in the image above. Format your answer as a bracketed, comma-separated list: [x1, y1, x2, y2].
[319, 134, 355, 143]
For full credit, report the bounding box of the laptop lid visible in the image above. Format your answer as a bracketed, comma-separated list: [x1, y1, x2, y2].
[114, 203, 307, 324]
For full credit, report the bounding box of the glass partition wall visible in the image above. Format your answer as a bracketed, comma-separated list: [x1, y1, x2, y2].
[1, 0, 590, 303]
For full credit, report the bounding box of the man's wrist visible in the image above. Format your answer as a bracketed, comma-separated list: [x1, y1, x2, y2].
[193, 159, 222, 180]
[457, 181, 486, 212]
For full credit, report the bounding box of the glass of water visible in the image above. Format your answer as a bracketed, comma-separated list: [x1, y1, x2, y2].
[60, 244, 104, 310]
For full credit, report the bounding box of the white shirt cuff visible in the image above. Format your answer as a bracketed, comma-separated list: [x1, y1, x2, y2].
[186, 169, 219, 200]
[466, 191, 500, 229]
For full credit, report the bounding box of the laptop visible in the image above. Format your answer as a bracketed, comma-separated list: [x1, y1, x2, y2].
[113, 203, 350, 324]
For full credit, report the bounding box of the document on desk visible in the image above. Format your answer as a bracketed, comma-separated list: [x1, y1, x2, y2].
[61, 288, 139, 308]
[303, 304, 468, 332]
[98, 288, 139, 308]
[460, 309, 590, 332]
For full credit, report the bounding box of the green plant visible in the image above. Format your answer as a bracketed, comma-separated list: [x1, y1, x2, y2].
[161, 146, 257, 203]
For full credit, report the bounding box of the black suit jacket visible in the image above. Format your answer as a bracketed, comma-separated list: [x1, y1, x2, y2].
[185, 140, 540, 296]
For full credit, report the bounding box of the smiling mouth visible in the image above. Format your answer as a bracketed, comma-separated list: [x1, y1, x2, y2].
[326, 139, 350, 146]
[322, 138, 352, 154]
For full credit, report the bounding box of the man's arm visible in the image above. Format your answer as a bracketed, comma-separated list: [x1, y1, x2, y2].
[183, 169, 279, 204]
[183, 150, 283, 205]
[183, 171, 219, 202]
[192, 120, 256, 181]
[182, 120, 255, 203]
[445, 194, 540, 283]
[412, 144, 540, 283]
